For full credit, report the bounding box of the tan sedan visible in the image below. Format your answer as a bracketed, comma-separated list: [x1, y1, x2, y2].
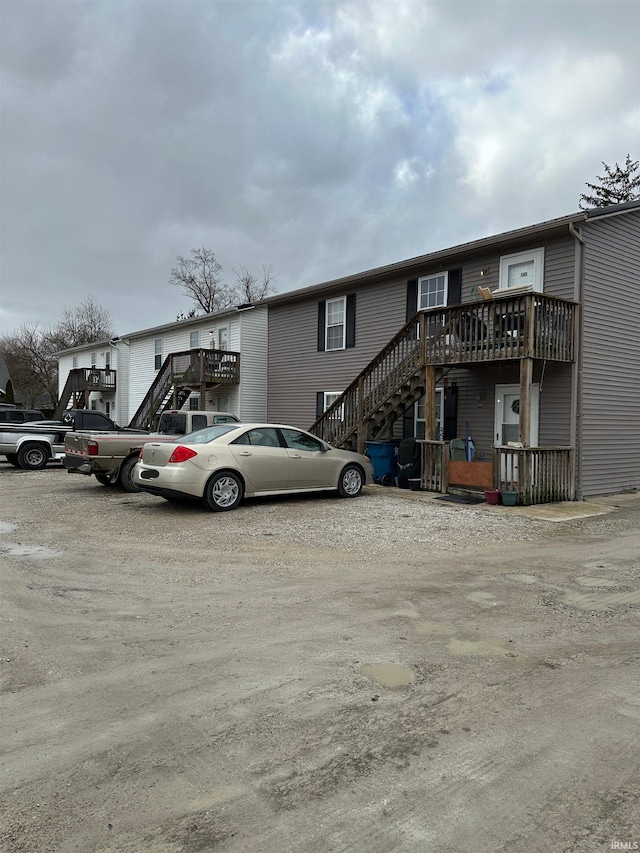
[134, 422, 374, 511]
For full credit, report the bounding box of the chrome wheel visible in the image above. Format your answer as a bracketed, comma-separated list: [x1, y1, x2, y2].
[338, 465, 363, 498]
[204, 472, 244, 512]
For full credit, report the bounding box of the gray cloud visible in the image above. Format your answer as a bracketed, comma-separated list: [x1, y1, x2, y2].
[1, 0, 638, 336]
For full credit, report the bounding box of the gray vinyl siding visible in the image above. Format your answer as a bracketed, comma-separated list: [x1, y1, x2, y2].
[457, 235, 575, 301]
[268, 278, 408, 428]
[267, 234, 577, 431]
[431, 363, 571, 461]
[580, 210, 640, 497]
[237, 307, 268, 421]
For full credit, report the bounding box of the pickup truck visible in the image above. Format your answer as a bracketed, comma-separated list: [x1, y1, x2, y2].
[63, 410, 240, 492]
[0, 410, 146, 471]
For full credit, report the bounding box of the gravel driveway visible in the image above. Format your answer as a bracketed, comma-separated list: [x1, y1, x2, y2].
[1, 465, 639, 852]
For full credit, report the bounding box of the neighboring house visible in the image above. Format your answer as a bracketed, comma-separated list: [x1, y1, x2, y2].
[56, 304, 268, 428]
[266, 201, 640, 503]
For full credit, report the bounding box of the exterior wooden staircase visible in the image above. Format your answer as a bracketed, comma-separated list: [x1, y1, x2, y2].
[309, 293, 576, 451]
[310, 313, 430, 451]
[128, 348, 240, 430]
[54, 368, 116, 419]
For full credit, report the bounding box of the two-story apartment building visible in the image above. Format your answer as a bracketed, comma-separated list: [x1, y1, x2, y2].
[56, 304, 268, 428]
[266, 201, 640, 502]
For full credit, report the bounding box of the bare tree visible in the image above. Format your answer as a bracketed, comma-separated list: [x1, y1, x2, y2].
[579, 154, 640, 209]
[170, 248, 277, 315]
[0, 324, 59, 408]
[233, 264, 277, 304]
[169, 248, 235, 314]
[48, 295, 114, 351]
[0, 296, 114, 409]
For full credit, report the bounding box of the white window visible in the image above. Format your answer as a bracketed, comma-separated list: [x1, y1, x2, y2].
[218, 327, 228, 350]
[419, 274, 448, 310]
[91, 352, 97, 367]
[415, 389, 444, 440]
[189, 395, 200, 411]
[324, 391, 344, 420]
[499, 248, 544, 293]
[154, 338, 163, 370]
[90, 399, 97, 410]
[190, 330, 200, 348]
[104, 351, 111, 370]
[72, 356, 78, 368]
[325, 297, 345, 350]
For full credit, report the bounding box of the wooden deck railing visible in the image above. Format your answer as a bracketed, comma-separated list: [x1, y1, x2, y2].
[418, 440, 449, 493]
[54, 368, 117, 418]
[310, 293, 576, 449]
[493, 446, 575, 504]
[170, 348, 240, 385]
[424, 292, 575, 364]
[128, 348, 240, 430]
[311, 315, 421, 446]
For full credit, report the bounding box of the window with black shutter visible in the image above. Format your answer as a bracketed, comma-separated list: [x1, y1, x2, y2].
[317, 295, 356, 351]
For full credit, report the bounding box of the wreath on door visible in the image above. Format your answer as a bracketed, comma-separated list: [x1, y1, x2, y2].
[511, 398, 520, 414]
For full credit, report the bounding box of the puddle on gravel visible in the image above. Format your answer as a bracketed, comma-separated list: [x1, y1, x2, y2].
[574, 576, 623, 589]
[447, 636, 512, 657]
[0, 522, 18, 535]
[412, 621, 457, 638]
[360, 663, 416, 688]
[466, 591, 499, 607]
[557, 589, 640, 611]
[503, 573, 539, 584]
[0, 544, 63, 560]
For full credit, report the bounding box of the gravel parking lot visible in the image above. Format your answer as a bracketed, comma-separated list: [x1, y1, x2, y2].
[2, 464, 640, 852]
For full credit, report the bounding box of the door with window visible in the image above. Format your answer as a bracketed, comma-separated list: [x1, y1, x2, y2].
[494, 384, 539, 482]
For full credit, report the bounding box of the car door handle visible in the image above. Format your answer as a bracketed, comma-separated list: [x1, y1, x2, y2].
[290, 453, 301, 459]
[237, 451, 252, 456]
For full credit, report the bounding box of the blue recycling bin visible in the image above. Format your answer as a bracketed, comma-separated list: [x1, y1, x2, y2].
[365, 440, 401, 486]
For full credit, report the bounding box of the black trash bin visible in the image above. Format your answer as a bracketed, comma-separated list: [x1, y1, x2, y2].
[396, 438, 421, 489]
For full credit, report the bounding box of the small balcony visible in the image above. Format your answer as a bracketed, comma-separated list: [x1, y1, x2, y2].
[169, 348, 240, 386]
[421, 292, 576, 365]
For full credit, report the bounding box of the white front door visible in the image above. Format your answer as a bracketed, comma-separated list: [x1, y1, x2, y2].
[494, 384, 539, 447]
[494, 383, 539, 485]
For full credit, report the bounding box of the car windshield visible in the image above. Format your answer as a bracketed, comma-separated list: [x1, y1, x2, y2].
[181, 424, 240, 445]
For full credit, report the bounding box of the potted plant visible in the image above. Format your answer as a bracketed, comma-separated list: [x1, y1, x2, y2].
[484, 488, 501, 505]
[501, 489, 518, 506]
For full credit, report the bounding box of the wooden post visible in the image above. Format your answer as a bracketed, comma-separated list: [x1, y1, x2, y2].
[424, 364, 437, 441]
[519, 358, 533, 446]
[357, 375, 365, 454]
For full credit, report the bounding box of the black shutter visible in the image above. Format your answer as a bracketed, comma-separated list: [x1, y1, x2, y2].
[316, 392, 324, 418]
[443, 385, 458, 441]
[317, 301, 326, 351]
[346, 294, 356, 348]
[403, 405, 415, 439]
[406, 279, 418, 320]
[447, 269, 462, 306]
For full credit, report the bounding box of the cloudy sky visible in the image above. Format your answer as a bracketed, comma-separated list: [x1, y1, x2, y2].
[2, 0, 639, 337]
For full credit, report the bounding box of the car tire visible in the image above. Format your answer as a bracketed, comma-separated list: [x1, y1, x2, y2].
[95, 473, 116, 487]
[203, 471, 244, 512]
[17, 443, 49, 470]
[118, 456, 142, 493]
[338, 464, 364, 498]
[5, 453, 20, 467]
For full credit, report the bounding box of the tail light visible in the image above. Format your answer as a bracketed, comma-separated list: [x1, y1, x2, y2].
[168, 446, 198, 464]
[88, 440, 99, 456]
